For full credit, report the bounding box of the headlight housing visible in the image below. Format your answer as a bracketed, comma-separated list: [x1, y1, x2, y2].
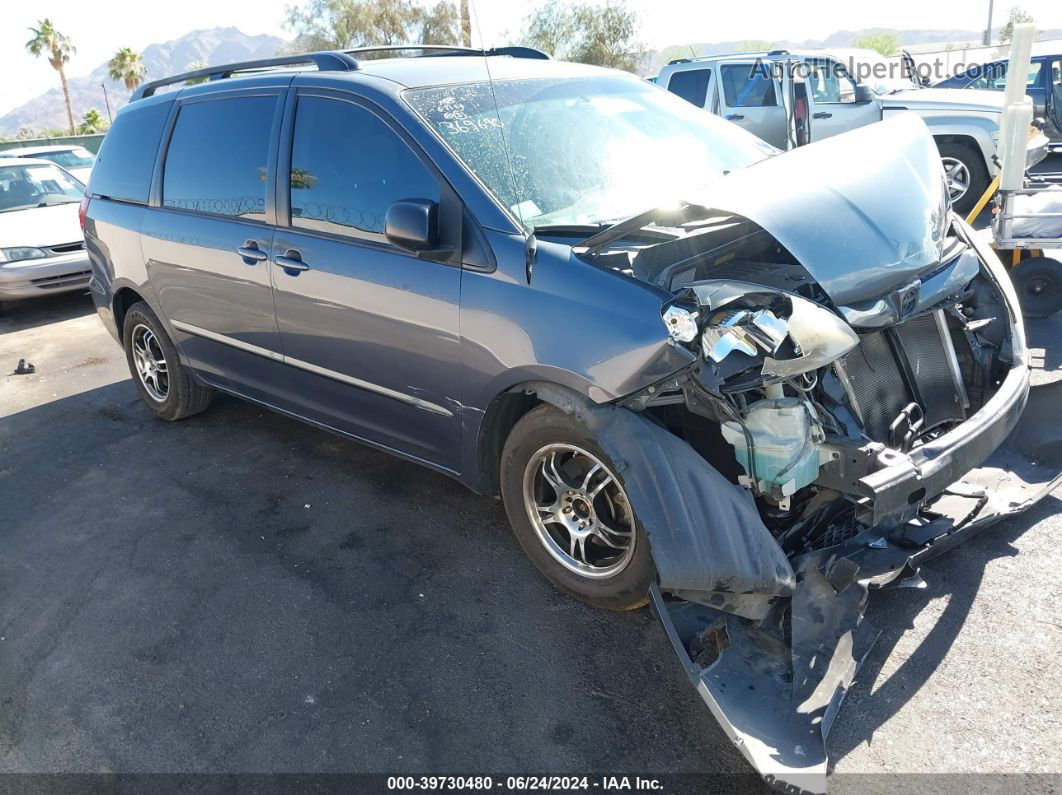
[689, 281, 859, 379]
[0, 247, 48, 264]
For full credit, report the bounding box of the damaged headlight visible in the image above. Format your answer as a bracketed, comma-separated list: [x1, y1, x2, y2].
[688, 281, 860, 378]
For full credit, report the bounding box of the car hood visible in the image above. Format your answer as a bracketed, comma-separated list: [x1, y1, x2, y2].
[879, 86, 1005, 114]
[0, 202, 83, 248]
[693, 113, 950, 308]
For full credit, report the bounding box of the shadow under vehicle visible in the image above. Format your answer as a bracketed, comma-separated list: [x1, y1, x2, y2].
[82, 48, 1062, 793]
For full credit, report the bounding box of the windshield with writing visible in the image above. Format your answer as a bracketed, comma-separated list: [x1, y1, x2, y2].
[405, 75, 775, 230]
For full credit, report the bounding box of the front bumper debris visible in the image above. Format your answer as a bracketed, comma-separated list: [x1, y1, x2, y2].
[651, 378, 1062, 794]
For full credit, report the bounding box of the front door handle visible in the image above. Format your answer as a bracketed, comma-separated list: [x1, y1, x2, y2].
[236, 243, 267, 263]
[813, 111, 833, 119]
[275, 250, 309, 274]
[725, 113, 745, 121]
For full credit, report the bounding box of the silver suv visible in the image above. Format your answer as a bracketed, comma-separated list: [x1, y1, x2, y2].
[658, 47, 1005, 213]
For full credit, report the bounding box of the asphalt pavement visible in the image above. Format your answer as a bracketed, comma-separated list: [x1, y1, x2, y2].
[0, 262, 1060, 791]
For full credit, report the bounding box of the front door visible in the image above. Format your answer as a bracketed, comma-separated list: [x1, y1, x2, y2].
[803, 59, 882, 142]
[143, 89, 285, 394]
[269, 89, 463, 471]
[717, 61, 787, 148]
[1049, 59, 1062, 141]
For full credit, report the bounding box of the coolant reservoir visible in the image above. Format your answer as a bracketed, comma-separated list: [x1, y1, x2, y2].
[721, 397, 824, 499]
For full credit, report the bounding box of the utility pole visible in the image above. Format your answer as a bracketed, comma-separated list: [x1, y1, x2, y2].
[983, 0, 994, 45]
[100, 81, 112, 124]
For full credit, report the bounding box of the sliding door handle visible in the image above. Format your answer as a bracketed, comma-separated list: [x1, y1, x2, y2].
[275, 252, 309, 273]
[236, 244, 267, 263]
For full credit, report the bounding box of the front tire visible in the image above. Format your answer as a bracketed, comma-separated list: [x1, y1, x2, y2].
[122, 301, 213, 421]
[937, 142, 989, 216]
[500, 404, 655, 611]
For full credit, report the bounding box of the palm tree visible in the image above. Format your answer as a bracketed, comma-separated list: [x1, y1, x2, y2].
[108, 47, 146, 91]
[26, 19, 76, 135]
[79, 108, 105, 134]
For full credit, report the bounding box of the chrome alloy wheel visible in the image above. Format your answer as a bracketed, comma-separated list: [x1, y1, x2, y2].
[942, 156, 971, 204]
[522, 443, 636, 579]
[130, 323, 169, 402]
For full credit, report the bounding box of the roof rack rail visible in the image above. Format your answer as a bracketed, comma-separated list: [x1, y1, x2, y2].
[342, 44, 549, 60]
[131, 44, 550, 102]
[132, 51, 360, 100]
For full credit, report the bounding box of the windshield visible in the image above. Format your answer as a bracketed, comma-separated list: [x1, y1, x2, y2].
[405, 75, 775, 230]
[840, 53, 918, 94]
[34, 148, 96, 170]
[0, 163, 85, 212]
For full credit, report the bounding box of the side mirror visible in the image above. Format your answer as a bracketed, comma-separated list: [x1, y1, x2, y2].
[854, 84, 876, 103]
[385, 199, 438, 252]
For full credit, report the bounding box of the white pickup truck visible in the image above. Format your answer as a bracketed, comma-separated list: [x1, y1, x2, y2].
[657, 48, 1005, 213]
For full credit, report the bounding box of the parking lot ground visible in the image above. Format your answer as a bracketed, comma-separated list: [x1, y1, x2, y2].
[1, 290, 1060, 792]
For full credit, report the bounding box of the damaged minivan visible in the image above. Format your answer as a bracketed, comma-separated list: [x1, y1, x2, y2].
[84, 48, 1061, 792]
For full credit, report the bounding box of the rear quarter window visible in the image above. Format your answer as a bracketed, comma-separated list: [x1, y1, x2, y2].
[667, 68, 711, 107]
[90, 100, 171, 203]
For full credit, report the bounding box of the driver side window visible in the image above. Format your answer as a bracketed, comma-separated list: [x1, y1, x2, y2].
[805, 59, 857, 104]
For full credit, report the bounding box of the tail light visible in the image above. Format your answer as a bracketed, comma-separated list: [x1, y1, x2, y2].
[78, 195, 90, 231]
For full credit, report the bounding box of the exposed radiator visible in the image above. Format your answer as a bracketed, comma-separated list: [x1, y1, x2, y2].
[834, 310, 968, 444]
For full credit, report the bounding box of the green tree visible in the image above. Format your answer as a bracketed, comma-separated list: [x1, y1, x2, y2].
[852, 30, 901, 56]
[735, 40, 772, 53]
[522, 0, 640, 71]
[283, 0, 459, 51]
[79, 108, 106, 134]
[184, 60, 210, 85]
[26, 19, 77, 135]
[1000, 6, 1034, 44]
[108, 47, 147, 90]
[419, 1, 459, 45]
[459, 0, 471, 47]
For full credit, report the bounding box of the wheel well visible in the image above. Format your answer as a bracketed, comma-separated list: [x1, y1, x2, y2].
[112, 287, 145, 342]
[477, 388, 543, 495]
[933, 134, 984, 163]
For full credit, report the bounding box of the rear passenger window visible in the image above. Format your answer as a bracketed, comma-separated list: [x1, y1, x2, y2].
[162, 96, 276, 218]
[90, 100, 170, 203]
[667, 69, 711, 107]
[721, 64, 777, 107]
[289, 95, 439, 241]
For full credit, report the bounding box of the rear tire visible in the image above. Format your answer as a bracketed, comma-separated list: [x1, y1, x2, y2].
[500, 404, 655, 611]
[122, 301, 213, 421]
[1012, 256, 1062, 319]
[937, 142, 988, 216]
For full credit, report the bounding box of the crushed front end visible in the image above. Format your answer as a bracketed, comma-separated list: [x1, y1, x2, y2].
[549, 116, 1061, 792]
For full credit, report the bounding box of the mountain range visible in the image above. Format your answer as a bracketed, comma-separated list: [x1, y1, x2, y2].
[0, 27, 286, 137]
[5, 25, 1061, 136]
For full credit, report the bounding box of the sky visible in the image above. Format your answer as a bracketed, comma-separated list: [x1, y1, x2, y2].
[4, 0, 1062, 116]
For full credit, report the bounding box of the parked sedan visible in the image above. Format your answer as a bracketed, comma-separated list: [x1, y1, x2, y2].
[0, 158, 91, 310]
[0, 144, 97, 183]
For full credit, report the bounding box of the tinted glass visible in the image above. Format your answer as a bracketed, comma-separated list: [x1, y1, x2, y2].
[721, 64, 776, 107]
[163, 96, 276, 218]
[968, 61, 1041, 90]
[90, 100, 170, 202]
[289, 96, 439, 240]
[667, 68, 711, 107]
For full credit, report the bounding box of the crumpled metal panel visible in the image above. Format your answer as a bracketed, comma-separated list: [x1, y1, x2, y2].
[692, 114, 950, 308]
[525, 382, 795, 596]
